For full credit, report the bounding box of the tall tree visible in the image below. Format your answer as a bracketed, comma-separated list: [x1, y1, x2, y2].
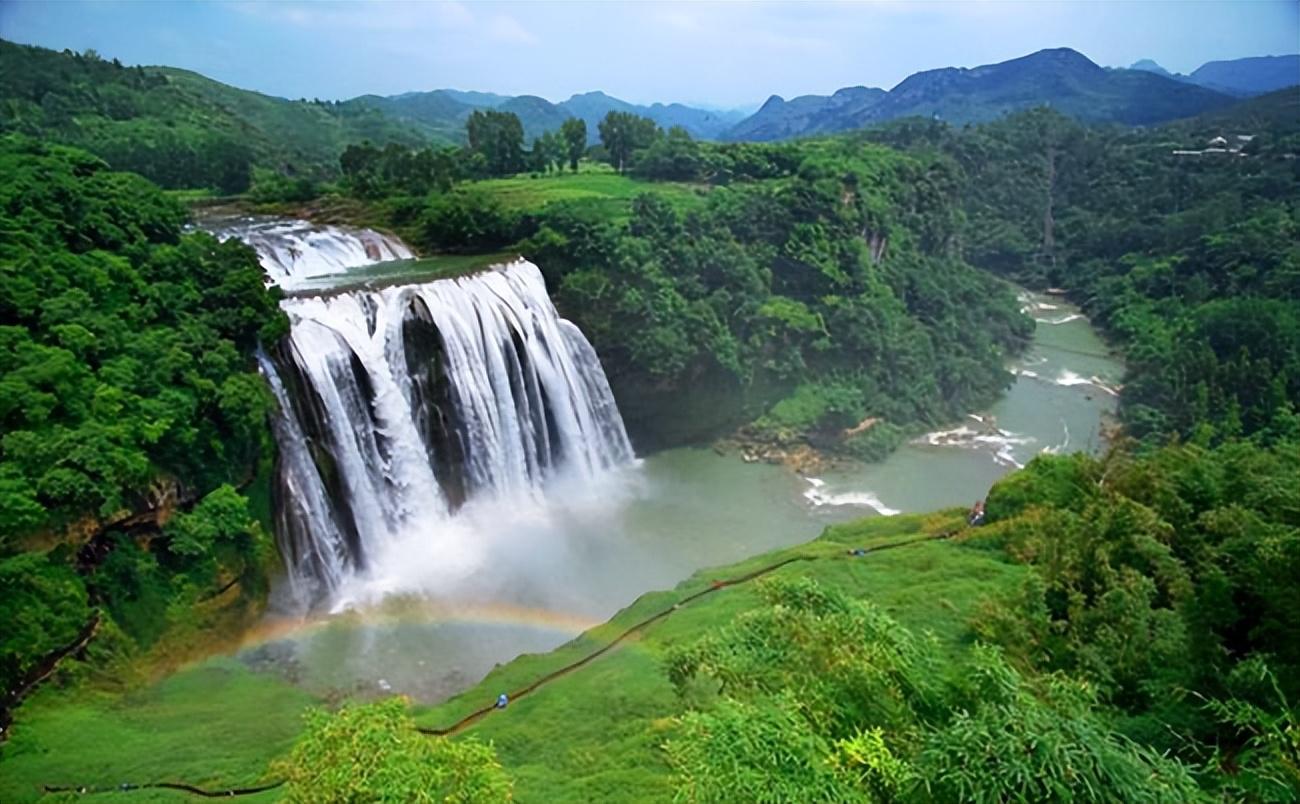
[530, 130, 564, 173]
[598, 111, 659, 173]
[560, 117, 587, 172]
[466, 109, 525, 176]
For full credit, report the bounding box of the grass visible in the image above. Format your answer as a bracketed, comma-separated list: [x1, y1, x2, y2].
[469, 166, 707, 216]
[0, 513, 1022, 802]
[0, 658, 315, 804]
[410, 511, 1023, 802]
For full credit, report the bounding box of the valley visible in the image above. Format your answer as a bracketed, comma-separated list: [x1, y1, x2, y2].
[1, 13, 1297, 802]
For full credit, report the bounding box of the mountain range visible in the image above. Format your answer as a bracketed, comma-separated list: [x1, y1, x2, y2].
[355, 48, 1295, 146]
[1130, 54, 1300, 97]
[349, 88, 746, 143]
[3, 36, 1295, 185]
[721, 48, 1289, 142]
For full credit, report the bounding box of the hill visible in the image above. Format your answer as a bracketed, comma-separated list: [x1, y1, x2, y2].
[558, 91, 744, 140]
[724, 47, 1235, 141]
[1130, 54, 1300, 97]
[1190, 54, 1300, 96]
[353, 88, 744, 144]
[726, 86, 887, 142]
[500, 94, 574, 141]
[0, 39, 439, 192]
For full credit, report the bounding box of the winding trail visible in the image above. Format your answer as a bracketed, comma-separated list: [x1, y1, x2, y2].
[39, 529, 956, 798]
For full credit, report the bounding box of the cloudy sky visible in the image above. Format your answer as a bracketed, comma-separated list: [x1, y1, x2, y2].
[2, 1, 1296, 108]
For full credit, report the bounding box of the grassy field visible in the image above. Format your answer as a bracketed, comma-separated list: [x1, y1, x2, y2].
[470, 166, 707, 216]
[0, 512, 1021, 802]
[0, 659, 313, 803]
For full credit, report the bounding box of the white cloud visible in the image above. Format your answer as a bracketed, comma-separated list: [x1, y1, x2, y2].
[487, 13, 537, 44]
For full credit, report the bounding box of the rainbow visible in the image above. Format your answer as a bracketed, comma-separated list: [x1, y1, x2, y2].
[232, 599, 604, 652]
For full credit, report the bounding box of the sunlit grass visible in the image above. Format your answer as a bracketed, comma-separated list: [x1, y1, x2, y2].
[469, 167, 706, 214]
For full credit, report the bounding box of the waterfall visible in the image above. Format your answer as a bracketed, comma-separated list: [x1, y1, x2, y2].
[261, 260, 634, 606]
[200, 215, 414, 289]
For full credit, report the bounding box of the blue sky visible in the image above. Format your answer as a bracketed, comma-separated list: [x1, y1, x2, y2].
[1, 1, 1296, 108]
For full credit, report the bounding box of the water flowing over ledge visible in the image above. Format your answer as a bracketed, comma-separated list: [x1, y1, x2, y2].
[260, 260, 634, 608]
[199, 213, 413, 289]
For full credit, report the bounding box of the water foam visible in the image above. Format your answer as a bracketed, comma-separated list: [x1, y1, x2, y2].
[802, 477, 900, 516]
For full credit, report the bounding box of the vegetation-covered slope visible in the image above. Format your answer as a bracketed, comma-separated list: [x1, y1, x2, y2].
[413, 441, 1298, 802]
[0, 40, 437, 193]
[3, 440, 1295, 802]
[861, 92, 1300, 445]
[0, 135, 284, 721]
[353, 88, 745, 145]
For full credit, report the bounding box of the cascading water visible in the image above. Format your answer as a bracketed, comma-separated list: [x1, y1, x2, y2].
[201, 214, 414, 289]
[261, 260, 634, 607]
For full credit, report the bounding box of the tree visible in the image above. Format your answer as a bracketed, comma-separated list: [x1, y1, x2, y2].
[560, 117, 587, 172]
[632, 125, 702, 180]
[275, 698, 512, 803]
[597, 111, 659, 173]
[466, 109, 525, 177]
[530, 130, 564, 174]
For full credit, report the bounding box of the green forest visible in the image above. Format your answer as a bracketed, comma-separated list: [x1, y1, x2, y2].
[1, 34, 1298, 804]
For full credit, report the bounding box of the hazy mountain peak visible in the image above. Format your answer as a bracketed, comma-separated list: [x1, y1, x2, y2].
[1130, 58, 1175, 76]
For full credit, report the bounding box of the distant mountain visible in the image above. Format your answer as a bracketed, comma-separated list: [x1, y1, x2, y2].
[434, 89, 510, 109]
[352, 87, 744, 143]
[344, 90, 474, 142]
[724, 48, 1236, 141]
[500, 95, 573, 141]
[1125, 54, 1300, 97]
[726, 86, 887, 142]
[556, 91, 745, 140]
[1189, 55, 1300, 97]
[1130, 59, 1175, 77]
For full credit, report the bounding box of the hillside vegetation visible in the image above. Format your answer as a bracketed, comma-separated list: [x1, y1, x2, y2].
[0, 40, 436, 193]
[861, 91, 1300, 444]
[338, 130, 1032, 452]
[0, 135, 285, 719]
[7, 438, 1294, 801]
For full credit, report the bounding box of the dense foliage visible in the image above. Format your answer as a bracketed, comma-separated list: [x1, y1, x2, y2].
[0, 135, 282, 698]
[0, 136, 284, 535]
[665, 576, 1203, 802]
[0, 40, 434, 192]
[980, 444, 1300, 799]
[863, 93, 1300, 445]
[661, 438, 1299, 802]
[276, 698, 512, 802]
